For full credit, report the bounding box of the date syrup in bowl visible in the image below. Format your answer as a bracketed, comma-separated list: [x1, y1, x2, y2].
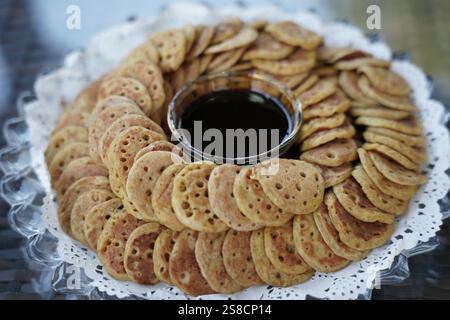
[168, 72, 302, 165]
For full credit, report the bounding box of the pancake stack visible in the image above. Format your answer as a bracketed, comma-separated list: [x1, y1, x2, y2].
[45, 18, 427, 296]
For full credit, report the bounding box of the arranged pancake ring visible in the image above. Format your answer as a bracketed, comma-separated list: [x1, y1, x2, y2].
[46, 18, 428, 296]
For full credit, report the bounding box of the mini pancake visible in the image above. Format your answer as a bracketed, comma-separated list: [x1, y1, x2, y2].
[355, 115, 423, 136]
[250, 229, 314, 287]
[195, 232, 243, 293]
[252, 48, 316, 76]
[251, 159, 324, 215]
[264, 222, 311, 275]
[98, 77, 153, 115]
[83, 198, 123, 251]
[70, 189, 114, 244]
[293, 74, 319, 96]
[312, 66, 338, 77]
[350, 106, 410, 120]
[169, 230, 215, 296]
[199, 54, 214, 74]
[338, 71, 378, 107]
[208, 164, 261, 231]
[358, 76, 416, 112]
[265, 21, 322, 50]
[363, 132, 426, 165]
[49, 142, 89, 184]
[318, 47, 369, 64]
[299, 112, 346, 141]
[89, 95, 138, 126]
[335, 57, 390, 70]
[58, 176, 110, 235]
[187, 25, 215, 60]
[97, 211, 147, 281]
[211, 17, 243, 44]
[205, 27, 257, 54]
[233, 167, 293, 227]
[153, 229, 178, 285]
[69, 79, 102, 113]
[152, 164, 187, 231]
[107, 127, 165, 198]
[303, 90, 350, 120]
[53, 109, 89, 133]
[242, 32, 294, 61]
[117, 60, 166, 113]
[45, 126, 88, 165]
[325, 191, 394, 251]
[359, 66, 410, 97]
[127, 151, 183, 221]
[299, 80, 336, 108]
[151, 29, 187, 72]
[183, 58, 201, 83]
[134, 141, 185, 162]
[300, 139, 357, 167]
[172, 162, 229, 233]
[222, 230, 262, 287]
[313, 163, 353, 188]
[362, 143, 420, 170]
[183, 25, 197, 53]
[352, 165, 409, 216]
[169, 67, 186, 93]
[357, 149, 416, 200]
[99, 114, 165, 164]
[313, 204, 368, 261]
[88, 101, 144, 163]
[229, 62, 254, 72]
[124, 222, 163, 285]
[272, 72, 309, 89]
[207, 47, 247, 73]
[293, 214, 349, 272]
[333, 177, 395, 224]
[123, 40, 160, 65]
[368, 152, 427, 186]
[365, 127, 425, 147]
[301, 121, 356, 151]
[55, 157, 108, 197]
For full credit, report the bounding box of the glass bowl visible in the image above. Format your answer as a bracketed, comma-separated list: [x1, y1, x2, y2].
[167, 71, 302, 165]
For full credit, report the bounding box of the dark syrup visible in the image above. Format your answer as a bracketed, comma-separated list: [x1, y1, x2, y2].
[179, 89, 299, 161]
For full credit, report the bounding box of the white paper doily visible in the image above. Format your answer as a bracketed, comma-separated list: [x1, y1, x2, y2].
[15, 3, 450, 299]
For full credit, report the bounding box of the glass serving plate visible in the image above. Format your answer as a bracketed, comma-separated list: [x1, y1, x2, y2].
[1, 2, 449, 300]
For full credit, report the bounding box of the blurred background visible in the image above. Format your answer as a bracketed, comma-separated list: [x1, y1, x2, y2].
[0, 0, 449, 299]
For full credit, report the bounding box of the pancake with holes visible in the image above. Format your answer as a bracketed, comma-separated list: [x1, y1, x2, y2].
[250, 229, 315, 287]
[83, 198, 123, 251]
[153, 229, 178, 285]
[251, 159, 324, 215]
[325, 191, 394, 251]
[169, 230, 215, 296]
[97, 210, 147, 281]
[124, 223, 163, 285]
[264, 221, 312, 275]
[233, 167, 293, 226]
[127, 151, 183, 222]
[300, 139, 357, 167]
[293, 214, 349, 272]
[333, 177, 395, 224]
[152, 164, 187, 231]
[313, 204, 368, 261]
[222, 230, 262, 287]
[172, 162, 229, 233]
[45, 126, 88, 165]
[195, 232, 243, 293]
[209, 164, 261, 231]
[70, 189, 114, 244]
